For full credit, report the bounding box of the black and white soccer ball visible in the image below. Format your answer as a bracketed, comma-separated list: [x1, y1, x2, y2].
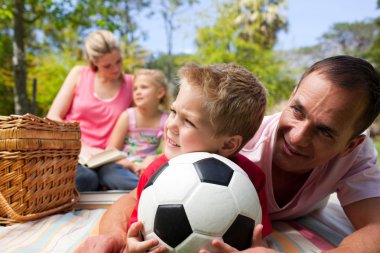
[138, 152, 262, 252]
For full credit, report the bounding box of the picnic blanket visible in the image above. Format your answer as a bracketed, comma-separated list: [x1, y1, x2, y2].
[0, 193, 354, 253]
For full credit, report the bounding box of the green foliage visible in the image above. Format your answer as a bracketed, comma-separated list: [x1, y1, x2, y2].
[0, 32, 14, 115]
[193, 0, 293, 108]
[374, 139, 380, 164]
[122, 39, 150, 74]
[232, 0, 288, 49]
[28, 50, 83, 116]
[0, 78, 14, 116]
[0, 5, 13, 21]
[365, 17, 380, 71]
[145, 52, 194, 99]
[0, 0, 152, 114]
[321, 21, 378, 57]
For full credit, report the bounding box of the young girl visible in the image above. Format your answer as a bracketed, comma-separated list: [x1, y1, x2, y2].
[98, 69, 170, 190]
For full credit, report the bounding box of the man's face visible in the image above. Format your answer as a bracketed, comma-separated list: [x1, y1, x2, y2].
[273, 72, 368, 174]
[164, 80, 227, 160]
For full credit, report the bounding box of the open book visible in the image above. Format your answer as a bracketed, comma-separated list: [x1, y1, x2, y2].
[78, 147, 127, 169]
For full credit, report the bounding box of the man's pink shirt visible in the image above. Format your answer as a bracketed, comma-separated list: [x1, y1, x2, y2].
[240, 112, 380, 220]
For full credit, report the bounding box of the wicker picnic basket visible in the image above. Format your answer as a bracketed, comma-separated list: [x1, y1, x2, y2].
[0, 114, 81, 225]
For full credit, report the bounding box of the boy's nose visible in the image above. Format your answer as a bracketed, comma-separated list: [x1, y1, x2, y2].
[166, 118, 179, 135]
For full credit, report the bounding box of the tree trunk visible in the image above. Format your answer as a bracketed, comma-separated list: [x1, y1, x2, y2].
[12, 0, 30, 115]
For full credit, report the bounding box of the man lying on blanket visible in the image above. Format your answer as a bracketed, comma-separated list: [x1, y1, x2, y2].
[76, 56, 380, 253]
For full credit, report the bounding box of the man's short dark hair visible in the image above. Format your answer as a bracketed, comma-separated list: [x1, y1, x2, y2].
[298, 55, 380, 136]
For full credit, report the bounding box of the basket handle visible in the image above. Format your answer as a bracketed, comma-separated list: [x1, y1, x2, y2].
[0, 189, 80, 224]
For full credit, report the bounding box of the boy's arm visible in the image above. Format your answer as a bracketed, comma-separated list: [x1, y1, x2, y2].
[74, 189, 137, 253]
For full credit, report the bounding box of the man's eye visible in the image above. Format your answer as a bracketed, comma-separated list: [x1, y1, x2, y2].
[292, 106, 304, 118]
[319, 129, 333, 139]
[293, 106, 301, 113]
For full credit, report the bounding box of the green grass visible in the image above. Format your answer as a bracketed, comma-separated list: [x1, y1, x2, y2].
[374, 139, 380, 164]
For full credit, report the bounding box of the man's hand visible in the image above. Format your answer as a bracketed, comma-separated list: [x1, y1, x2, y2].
[74, 234, 126, 253]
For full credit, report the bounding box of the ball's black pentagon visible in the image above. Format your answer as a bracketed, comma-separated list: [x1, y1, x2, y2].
[144, 162, 169, 189]
[193, 157, 234, 186]
[222, 214, 255, 250]
[154, 204, 193, 248]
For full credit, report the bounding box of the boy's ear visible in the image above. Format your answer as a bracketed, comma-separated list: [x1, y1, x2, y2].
[218, 135, 243, 157]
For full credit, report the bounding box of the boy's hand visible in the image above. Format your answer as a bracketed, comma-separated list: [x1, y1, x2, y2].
[198, 224, 279, 253]
[127, 221, 167, 253]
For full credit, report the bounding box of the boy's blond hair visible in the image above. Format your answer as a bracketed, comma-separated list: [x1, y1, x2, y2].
[178, 63, 267, 149]
[134, 69, 170, 111]
[84, 30, 121, 71]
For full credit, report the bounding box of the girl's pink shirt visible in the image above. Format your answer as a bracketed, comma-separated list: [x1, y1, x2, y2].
[65, 66, 133, 149]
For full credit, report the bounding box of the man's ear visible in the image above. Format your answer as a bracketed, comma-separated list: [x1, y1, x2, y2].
[218, 135, 243, 157]
[339, 134, 366, 157]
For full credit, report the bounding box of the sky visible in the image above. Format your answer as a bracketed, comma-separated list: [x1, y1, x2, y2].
[136, 0, 380, 54]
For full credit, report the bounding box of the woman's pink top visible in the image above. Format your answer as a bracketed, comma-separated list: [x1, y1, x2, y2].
[65, 66, 133, 149]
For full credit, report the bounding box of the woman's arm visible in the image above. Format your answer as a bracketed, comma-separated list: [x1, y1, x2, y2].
[47, 65, 83, 121]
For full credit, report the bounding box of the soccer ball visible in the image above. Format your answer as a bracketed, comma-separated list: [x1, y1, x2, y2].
[138, 152, 262, 252]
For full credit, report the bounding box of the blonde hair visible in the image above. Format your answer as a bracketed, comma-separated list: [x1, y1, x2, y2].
[134, 69, 170, 111]
[178, 63, 267, 149]
[84, 30, 121, 71]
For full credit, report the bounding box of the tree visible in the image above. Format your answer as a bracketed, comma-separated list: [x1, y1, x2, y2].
[0, 0, 151, 115]
[233, 0, 287, 49]
[194, 0, 293, 107]
[320, 21, 378, 57]
[152, 0, 199, 81]
[366, 0, 380, 71]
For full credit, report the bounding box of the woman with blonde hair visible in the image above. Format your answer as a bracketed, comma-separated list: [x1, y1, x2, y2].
[47, 30, 134, 191]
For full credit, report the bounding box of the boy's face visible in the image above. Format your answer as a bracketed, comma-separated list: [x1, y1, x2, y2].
[164, 80, 227, 159]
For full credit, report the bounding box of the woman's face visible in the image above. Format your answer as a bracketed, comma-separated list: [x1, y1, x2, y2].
[95, 49, 123, 80]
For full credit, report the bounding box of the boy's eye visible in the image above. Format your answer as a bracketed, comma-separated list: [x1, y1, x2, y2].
[185, 119, 196, 128]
